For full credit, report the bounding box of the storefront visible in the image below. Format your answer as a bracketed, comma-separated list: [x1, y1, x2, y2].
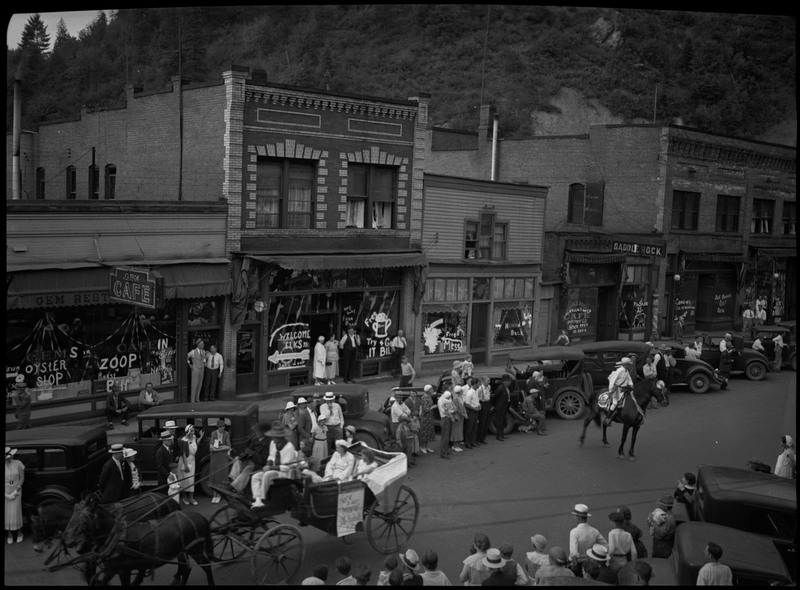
[745, 247, 796, 324]
[235, 252, 425, 393]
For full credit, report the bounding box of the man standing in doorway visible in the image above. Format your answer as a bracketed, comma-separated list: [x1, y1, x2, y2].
[203, 344, 224, 401]
[187, 339, 206, 403]
[339, 326, 361, 383]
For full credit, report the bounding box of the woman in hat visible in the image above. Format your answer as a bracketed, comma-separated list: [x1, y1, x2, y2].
[12, 382, 31, 430]
[5, 447, 25, 543]
[674, 472, 697, 505]
[647, 494, 677, 558]
[311, 416, 329, 463]
[524, 534, 550, 579]
[179, 423, 203, 505]
[417, 385, 436, 454]
[209, 418, 231, 503]
[313, 335, 327, 386]
[344, 424, 357, 446]
[775, 434, 796, 479]
[251, 420, 298, 509]
[324, 333, 339, 385]
[323, 440, 355, 482]
[352, 447, 378, 480]
[122, 448, 141, 495]
[607, 510, 637, 572]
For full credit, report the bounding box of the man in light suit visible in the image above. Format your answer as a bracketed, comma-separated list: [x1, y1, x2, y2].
[187, 339, 206, 403]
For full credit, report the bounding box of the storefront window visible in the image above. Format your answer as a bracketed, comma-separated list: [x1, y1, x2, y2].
[493, 304, 532, 348]
[6, 303, 177, 402]
[421, 305, 468, 355]
[473, 278, 490, 300]
[187, 300, 219, 326]
[619, 284, 649, 332]
[563, 288, 597, 340]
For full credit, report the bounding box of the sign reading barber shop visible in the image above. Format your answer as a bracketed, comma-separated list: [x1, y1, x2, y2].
[108, 267, 164, 310]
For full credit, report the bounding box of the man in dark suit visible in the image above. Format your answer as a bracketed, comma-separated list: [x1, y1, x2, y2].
[155, 430, 174, 488]
[98, 443, 126, 502]
[493, 375, 513, 441]
[105, 386, 130, 430]
[295, 397, 314, 455]
[338, 326, 361, 383]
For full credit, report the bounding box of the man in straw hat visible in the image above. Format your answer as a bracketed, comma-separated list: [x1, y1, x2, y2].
[481, 547, 514, 585]
[319, 391, 344, 452]
[155, 430, 175, 488]
[585, 543, 618, 584]
[603, 357, 634, 426]
[251, 420, 299, 508]
[98, 443, 127, 502]
[568, 503, 607, 577]
[397, 548, 423, 585]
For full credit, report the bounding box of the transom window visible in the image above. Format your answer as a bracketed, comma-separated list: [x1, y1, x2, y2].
[66, 166, 76, 200]
[751, 199, 774, 235]
[346, 164, 396, 229]
[782, 201, 796, 235]
[671, 190, 700, 230]
[464, 212, 508, 260]
[568, 182, 604, 226]
[715, 195, 740, 232]
[256, 158, 314, 229]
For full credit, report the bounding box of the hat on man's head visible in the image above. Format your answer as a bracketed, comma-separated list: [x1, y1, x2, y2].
[108, 443, 124, 454]
[424, 384, 433, 392]
[285, 401, 296, 410]
[164, 420, 177, 429]
[529, 389, 539, 395]
[297, 397, 308, 405]
[160, 430, 172, 440]
[616, 357, 633, 366]
[548, 546, 568, 566]
[725, 333, 732, 339]
[266, 420, 287, 437]
[5, 447, 17, 458]
[123, 448, 137, 459]
[587, 543, 609, 562]
[482, 548, 507, 569]
[571, 503, 591, 517]
[530, 534, 547, 552]
[398, 548, 420, 571]
[658, 494, 674, 508]
[323, 392, 336, 401]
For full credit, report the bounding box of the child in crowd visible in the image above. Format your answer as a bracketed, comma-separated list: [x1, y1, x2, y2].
[377, 555, 399, 585]
[396, 415, 415, 466]
[461, 354, 474, 378]
[408, 410, 421, 457]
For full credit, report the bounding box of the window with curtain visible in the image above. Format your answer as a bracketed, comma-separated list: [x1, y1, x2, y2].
[104, 165, 116, 200]
[346, 163, 396, 228]
[256, 158, 314, 229]
[671, 190, 700, 230]
[66, 166, 76, 200]
[715, 194, 740, 232]
[751, 199, 774, 234]
[463, 213, 508, 260]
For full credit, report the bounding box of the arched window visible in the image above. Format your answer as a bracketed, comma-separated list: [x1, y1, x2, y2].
[88, 165, 100, 199]
[105, 164, 117, 199]
[36, 167, 45, 199]
[66, 166, 77, 200]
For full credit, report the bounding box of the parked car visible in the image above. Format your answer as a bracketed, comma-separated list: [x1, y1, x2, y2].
[287, 383, 391, 451]
[700, 334, 771, 380]
[6, 425, 109, 505]
[124, 401, 260, 497]
[640, 521, 794, 586]
[574, 340, 723, 394]
[745, 324, 796, 371]
[691, 464, 796, 579]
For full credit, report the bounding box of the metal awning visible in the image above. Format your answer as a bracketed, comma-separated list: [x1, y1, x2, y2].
[245, 251, 427, 270]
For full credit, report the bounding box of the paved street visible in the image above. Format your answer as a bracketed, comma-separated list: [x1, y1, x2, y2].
[5, 369, 795, 585]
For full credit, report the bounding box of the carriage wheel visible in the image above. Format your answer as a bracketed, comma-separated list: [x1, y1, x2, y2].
[366, 485, 419, 554]
[210, 505, 267, 562]
[250, 524, 305, 585]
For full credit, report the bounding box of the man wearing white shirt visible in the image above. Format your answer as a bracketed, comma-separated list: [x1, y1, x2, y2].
[463, 378, 481, 448]
[203, 344, 224, 401]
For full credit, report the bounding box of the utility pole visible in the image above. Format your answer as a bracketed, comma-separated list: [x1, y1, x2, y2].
[177, 12, 183, 201]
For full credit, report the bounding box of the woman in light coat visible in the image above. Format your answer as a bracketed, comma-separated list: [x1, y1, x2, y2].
[324, 334, 339, 385]
[313, 336, 327, 385]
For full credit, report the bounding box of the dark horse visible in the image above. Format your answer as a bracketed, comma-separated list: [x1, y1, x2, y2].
[579, 378, 668, 461]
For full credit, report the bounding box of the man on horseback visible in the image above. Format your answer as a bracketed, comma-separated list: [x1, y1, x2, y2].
[603, 358, 634, 427]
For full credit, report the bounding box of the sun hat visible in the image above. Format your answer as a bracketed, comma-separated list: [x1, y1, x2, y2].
[335, 439, 350, 449]
[482, 548, 506, 569]
[616, 357, 633, 366]
[529, 388, 539, 395]
[345, 425, 356, 435]
[454, 385, 463, 393]
[267, 420, 287, 438]
[297, 397, 308, 405]
[285, 401, 296, 410]
[5, 447, 18, 458]
[108, 443, 124, 454]
[123, 448, 137, 459]
[184, 424, 195, 435]
[164, 420, 178, 429]
[398, 548, 420, 571]
[571, 503, 591, 517]
[323, 392, 336, 401]
[530, 534, 547, 552]
[548, 546, 568, 566]
[658, 494, 674, 508]
[424, 384, 433, 392]
[160, 430, 172, 440]
[587, 543, 609, 562]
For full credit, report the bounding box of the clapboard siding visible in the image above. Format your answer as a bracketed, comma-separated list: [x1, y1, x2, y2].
[423, 184, 546, 263]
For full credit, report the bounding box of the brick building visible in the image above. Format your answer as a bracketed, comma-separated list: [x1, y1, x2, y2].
[426, 106, 796, 343]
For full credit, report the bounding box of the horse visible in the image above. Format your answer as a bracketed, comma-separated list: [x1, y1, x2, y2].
[63, 493, 215, 586]
[579, 378, 668, 461]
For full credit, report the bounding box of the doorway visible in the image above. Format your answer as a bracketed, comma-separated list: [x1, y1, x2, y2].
[597, 287, 617, 340]
[470, 303, 489, 365]
[306, 313, 337, 348]
[236, 325, 259, 394]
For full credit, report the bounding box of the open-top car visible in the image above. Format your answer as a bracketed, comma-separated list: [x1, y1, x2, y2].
[745, 324, 796, 371]
[575, 340, 723, 394]
[124, 401, 260, 496]
[700, 334, 771, 380]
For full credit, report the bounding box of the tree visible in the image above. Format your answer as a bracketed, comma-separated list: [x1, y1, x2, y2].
[19, 13, 50, 54]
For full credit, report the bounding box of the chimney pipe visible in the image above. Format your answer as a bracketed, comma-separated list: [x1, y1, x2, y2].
[490, 115, 498, 181]
[12, 78, 22, 200]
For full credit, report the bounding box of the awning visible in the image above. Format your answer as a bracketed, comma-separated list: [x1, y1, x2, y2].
[755, 247, 796, 259]
[681, 251, 747, 263]
[245, 251, 427, 270]
[564, 252, 628, 264]
[7, 261, 231, 309]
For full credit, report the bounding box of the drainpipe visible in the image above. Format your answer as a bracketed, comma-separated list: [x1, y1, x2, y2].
[12, 78, 22, 199]
[490, 115, 498, 181]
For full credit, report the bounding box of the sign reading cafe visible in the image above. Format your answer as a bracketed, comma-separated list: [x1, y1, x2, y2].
[109, 267, 164, 310]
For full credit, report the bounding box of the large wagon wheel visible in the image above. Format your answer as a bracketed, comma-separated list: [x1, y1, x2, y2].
[210, 505, 269, 562]
[250, 523, 305, 585]
[365, 485, 419, 554]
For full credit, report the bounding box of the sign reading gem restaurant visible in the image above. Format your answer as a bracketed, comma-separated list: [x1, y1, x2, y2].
[108, 267, 164, 309]
[612, 241, 664, 257]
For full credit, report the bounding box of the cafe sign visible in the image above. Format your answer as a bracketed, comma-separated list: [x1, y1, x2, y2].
[612, 241, 664, 257]
[108, 267, 164, 309]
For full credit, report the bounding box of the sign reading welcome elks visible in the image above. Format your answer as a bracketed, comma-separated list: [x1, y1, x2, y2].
[612, 241, 664, 257]
[109, 267, 164, 309]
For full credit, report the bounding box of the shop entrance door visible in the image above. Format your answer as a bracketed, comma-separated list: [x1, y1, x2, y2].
[307, 313, 337, 350]
[236, 325, 259, 394]
[597, 287, 617, 340]
[470, 303, 489, 365]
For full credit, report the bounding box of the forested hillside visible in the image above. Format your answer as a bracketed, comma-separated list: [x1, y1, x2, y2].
[7, 6, 797, 144]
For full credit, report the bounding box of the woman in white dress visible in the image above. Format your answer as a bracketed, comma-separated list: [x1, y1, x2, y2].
[313, 336, 327, 385]
[5, 447, 25, 543]
[179, 424, 203, 505]
[324, 334, 340, 385]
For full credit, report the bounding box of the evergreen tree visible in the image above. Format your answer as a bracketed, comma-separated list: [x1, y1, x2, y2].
[19, 13, 50, 54]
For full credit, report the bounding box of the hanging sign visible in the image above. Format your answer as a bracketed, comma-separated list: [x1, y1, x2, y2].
[336, 484, 365, 537]
[109, 267, 164, 309]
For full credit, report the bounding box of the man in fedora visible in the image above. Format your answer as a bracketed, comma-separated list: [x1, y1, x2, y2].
[295, 397, 314, 455]
[164, 420, 182, 462]
[251, 420, 298, 508]
[105, 385, 130, 430]
[397, 548, 423, 585]
[98, 443, 127, 502]
[585, 543, 618, 585]
[155, 430, 175, 488]
[648, 494, 677, 558]
[492, 374, 513, 441]
[318, 391, 344, 452]
[568, 503, 607, 577]
[11, 381, 31, 430]
[603, 357, 634, 426]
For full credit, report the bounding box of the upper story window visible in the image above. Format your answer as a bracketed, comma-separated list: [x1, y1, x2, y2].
[66, 166, 76, 200]
[671, 190, 700, 230]
[751, 199, 774, 235]
[782, 201, 796, 235]
[346, 164, 396, 229]
[105, 165, 116, 200]
[464, 212, 508, 260]
[715, 195, 740, 233]
[36, 168, 45, 200]
[567, 182, 604, 226]
[88, 165, 100, 199]
[256, 158, 314, 229]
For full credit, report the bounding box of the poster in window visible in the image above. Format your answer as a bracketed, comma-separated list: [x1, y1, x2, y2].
[563, 302, 593, 337]
[493, 305, 532, 348]
[421, 306, 468, 355]
[362, 291, 398, 359]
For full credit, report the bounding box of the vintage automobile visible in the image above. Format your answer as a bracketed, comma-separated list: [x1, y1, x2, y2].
[640, 521, 794, 586]
[574, 340, 723, 394]
[745, 324, 797, 371]
[124, 401, 260, 497]
[700, 334, 771, 380]
[691, 464, 796, 578]
[6, 425, 109, 505]
[286, 383, 392, 450]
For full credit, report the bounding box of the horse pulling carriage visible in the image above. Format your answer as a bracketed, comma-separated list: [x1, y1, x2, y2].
[51, 442, 418, 585]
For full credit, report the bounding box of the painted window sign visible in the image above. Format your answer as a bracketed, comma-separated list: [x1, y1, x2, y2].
[421, 307, 467, 355]
[674, 298, 696, 322]
[713, 291, 733, 319]
[268, 322, 311, 370]
[493, 305, 532, 348]
[364, 311, 392, 359]
[563, 303, 592, 336]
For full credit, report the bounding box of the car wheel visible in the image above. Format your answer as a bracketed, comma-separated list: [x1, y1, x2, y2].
[745, 361, 767, 381]
[555, 391, 585, 420]
[689, 373, 710, 394]
[353, 432, 380, 450]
